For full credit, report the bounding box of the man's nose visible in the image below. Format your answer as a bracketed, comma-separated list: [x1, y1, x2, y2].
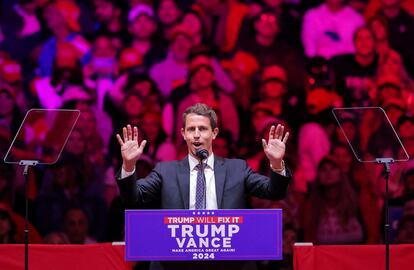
[194, 129, 200, 137]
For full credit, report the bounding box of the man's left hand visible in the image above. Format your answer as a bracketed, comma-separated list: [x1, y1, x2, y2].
[262, 124, 289, 170]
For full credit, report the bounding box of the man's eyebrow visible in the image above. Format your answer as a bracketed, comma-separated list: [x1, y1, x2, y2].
[186, 125, 209, 129]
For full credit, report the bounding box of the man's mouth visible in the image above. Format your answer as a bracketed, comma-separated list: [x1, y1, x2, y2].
[192, 142, 202, 148]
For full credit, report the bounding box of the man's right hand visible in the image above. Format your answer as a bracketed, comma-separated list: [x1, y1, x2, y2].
[116, 125, 147, 172]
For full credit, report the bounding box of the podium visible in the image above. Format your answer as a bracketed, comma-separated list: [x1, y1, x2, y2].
[125, 209, 283, 261]
[294, 244, 414, 270]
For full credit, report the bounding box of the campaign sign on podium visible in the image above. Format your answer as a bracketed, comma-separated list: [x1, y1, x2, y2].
[125, 209, 282, 261]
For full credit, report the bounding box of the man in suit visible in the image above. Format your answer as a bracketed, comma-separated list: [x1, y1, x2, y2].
[116, 103, 291, 269]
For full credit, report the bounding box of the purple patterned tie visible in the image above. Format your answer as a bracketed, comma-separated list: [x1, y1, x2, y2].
[195, 163, 207, 209]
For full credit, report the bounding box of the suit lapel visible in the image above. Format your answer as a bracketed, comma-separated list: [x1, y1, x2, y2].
[214, 156, 226, 209]
[177, 157, 190, 209]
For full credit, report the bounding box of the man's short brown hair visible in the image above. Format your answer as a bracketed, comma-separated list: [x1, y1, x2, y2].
[182, 103, 218, 129]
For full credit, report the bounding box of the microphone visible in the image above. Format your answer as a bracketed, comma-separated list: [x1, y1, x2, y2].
[195, 149, 209, 160]
[195, 149, 208, 209]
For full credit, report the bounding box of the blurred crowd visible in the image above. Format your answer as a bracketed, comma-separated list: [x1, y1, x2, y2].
[0, 0, 414, 269]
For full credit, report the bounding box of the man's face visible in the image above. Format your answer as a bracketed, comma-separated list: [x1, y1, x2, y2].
[182, 13, 203, 46]
[94, 0, 116, 23]
[262, 80, 285, 100]
[383, 53, 402, 75]
[254, 13, 279, 38]
[191, 66, 215, 90]
[158, 0, 181, 25]
[318, 162, 342, 186]
[93, 36, 117, 58]
[129, 15, 157, 39]
[66, 130, 85, 155]
[181, 113, 218, 158]
[64, 209, 89, 244]
[355, 28, 376, 57]
[171, 34, 192, 62]
[124, 94, 143, 117]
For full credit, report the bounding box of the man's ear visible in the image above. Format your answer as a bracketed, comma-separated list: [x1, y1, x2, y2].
[181, 128, 185, 140]
[212, 128, 219, 139]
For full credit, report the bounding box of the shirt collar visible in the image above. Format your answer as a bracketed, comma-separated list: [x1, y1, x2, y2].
[188, 153, 215, 171]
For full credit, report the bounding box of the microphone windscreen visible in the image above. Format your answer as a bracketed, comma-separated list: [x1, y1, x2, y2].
[195, 149, 209, 160]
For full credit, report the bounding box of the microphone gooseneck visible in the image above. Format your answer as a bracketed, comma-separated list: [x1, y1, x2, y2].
[195, 148, 208, 209]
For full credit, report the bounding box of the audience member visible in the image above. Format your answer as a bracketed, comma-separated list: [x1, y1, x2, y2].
[330, 26, 378, 106]
[63, 206, 97, 244]
[302, 0, 364, 59]
[127, 4, 165, 68]
[0, 209, 16, 244]
[93, 0, 128, 48]
[155, 0, 184, 41]
[174, 51, 239, 143]
[394, 214, 414, 244]
[303, 156, 365, 244]
[377, 0, 414, 77]
[242, 10, 306, 95]
[38, 1, 91, 77]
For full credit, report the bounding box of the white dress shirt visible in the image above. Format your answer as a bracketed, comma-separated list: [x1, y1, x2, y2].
[188, 153, 217, 210]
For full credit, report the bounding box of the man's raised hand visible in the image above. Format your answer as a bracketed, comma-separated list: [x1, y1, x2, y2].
[116, 125, 147, 172]
[262, 124, 289, 170]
